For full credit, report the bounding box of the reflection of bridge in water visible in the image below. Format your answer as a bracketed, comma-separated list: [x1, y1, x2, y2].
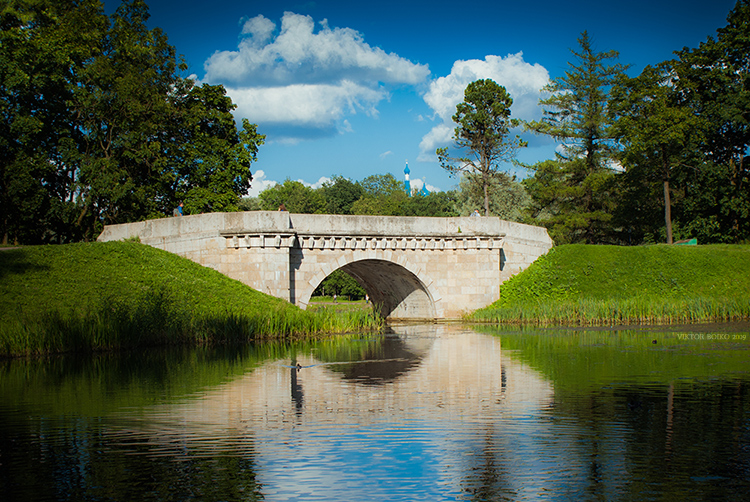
[145, 324, 553, 437]
[126, 325, 567, 499]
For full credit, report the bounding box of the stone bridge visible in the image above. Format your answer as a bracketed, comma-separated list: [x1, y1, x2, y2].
[97, 212, 553, 320]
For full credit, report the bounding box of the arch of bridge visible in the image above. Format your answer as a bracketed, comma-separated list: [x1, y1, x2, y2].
[294, 250, 440, 320]
[287, 230, 506, 320]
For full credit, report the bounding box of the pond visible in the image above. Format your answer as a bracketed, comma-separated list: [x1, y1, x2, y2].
[1, 323, 749, 501]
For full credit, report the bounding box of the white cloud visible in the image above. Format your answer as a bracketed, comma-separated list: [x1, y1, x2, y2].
[379, 150, 393, 160]
[298, 176, 331, 189]
[247, 169, 277, 197]
[417, 123, 454, 161]
[408, 178, 442, 194]
[203, 12, 430, 141]
[240, 14, 275, 45]
[419, 53, 549, 161]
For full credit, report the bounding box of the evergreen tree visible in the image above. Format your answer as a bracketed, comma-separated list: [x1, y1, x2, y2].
[437, 79, 526, 216]
[526, 31, 628, 243]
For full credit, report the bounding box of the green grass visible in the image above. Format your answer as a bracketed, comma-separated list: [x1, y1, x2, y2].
[472, 244, 750, 325]
[0, 242, 382, 356]
[308, 296, 373, 315]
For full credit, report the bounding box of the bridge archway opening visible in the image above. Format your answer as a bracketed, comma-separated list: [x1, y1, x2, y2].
[309, 259, 436, 321]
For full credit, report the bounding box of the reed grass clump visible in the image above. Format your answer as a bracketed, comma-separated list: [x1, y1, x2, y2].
[472, 244, 750, 325]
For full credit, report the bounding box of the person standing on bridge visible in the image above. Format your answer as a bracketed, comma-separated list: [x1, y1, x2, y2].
[173, 202, 183, 217]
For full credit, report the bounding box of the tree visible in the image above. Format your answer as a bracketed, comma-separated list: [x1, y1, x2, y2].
[0, 0, 105, 243]
[350, 173, 408, 215]
[320, 175, 364, 214]
[671, 0, 750, 242]
[312, 269, 367, 300]
[403, 191, 459, 217]
[456, 172, 530, 221]
[610, 63, 700, 244]
[436, 79, 526, 216]
[0, 0, 264, 243]
[71, 0, 185, 237]
[169, 84, 262, 215]
[258, 179, 325, 213]
[526, 31, 628, 243]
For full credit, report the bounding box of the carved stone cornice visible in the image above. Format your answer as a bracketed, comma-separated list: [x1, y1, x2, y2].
[219, 231, 505, 250]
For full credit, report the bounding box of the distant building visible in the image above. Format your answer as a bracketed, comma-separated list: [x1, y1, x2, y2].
[404, 161, 430, 197]
[404, 161, 411, 196]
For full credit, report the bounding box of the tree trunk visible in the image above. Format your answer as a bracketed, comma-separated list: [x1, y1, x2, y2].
[483, 182, 490, 216]
[664, 179, 672, 244]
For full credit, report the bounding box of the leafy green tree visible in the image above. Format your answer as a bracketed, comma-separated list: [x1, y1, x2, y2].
[526, 31, 628, 243]
[671, 0, 750, 241]
[71, 0, 184, 237]
[610, 63, 700, 244]
[436, 79, 526, 216]
[0, 0, 264, 243]
[238, 196, 262, 211]
[170, 84, 262, 215]
[350, 173, 408, 215]
[359, 173, 405, 198]
[403, 191, 459, 217]
[258, 179, 325, 213]
[312, 269, 366, 300]
[0, 0, 104, 243]
[456, 173, 530, 221]
[320, 175, 364, 214]
[678, 161, 741, 243]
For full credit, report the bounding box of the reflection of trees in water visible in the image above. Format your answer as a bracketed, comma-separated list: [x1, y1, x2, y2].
[533, 380, 750, 499]
[0, 418, 264, 501]
[461, 428, 517, 501]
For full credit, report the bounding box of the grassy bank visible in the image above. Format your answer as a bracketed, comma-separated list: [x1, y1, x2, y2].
[0, 241, 381, 357]
[472, 244, 750, 325]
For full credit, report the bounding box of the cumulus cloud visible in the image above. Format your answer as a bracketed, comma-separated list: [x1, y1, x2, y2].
[247, 170, 277, 197]
[409, 178, 442, 194]
[418, 53, 549, 161]
[203, 12, 430, 142]
[299, 176, 331, 189]
[240, 14, 275, 45]
[226, 81, 383, 127]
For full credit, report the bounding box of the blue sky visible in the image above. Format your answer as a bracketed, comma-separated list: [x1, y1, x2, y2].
[106, 0, 737, 195]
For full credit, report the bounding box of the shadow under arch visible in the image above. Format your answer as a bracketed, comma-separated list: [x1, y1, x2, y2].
[305, 259, 437, 320]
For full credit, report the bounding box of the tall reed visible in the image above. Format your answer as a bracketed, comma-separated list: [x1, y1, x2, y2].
[1, 290, 383, 357]
[472, 296, 750, 326]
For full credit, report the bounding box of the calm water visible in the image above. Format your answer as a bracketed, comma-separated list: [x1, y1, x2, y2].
[1, 323, 749, 501]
